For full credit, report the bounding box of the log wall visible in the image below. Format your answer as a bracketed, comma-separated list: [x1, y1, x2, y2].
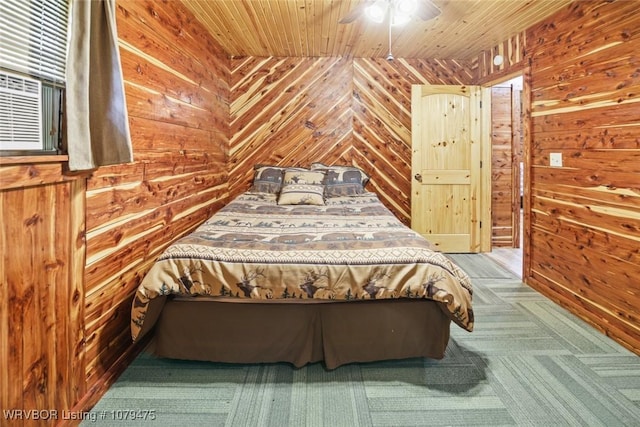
[525, 0, 640, 354]
[229, 57, 474, 225]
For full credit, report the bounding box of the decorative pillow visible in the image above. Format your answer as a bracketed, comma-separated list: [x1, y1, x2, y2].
[323, 169, 365, 197]
[310, 162, 370, 197]
[310, 162, 370, 187]
[277, 183, 325, 205]
[282, 169, 326, 185]
[250, 165, 309, 193]
[250, 165, 285, 194]
[278, 169, 326, 205]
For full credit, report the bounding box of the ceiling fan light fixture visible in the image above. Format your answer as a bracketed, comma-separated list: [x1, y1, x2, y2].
[395, 0, 417, 16]
[365, 1, 388, 23]
[391, 12, 411, 26]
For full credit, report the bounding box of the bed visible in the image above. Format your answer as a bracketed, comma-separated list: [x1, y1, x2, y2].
[131, 164, 474, 369]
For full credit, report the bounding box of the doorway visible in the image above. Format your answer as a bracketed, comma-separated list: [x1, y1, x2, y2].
[485, 74, 524, 277]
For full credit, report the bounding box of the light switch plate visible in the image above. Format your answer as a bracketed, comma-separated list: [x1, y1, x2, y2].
[550, 152, 563, 167]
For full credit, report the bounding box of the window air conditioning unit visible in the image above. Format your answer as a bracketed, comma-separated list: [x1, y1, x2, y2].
[0, 70, 42, 151]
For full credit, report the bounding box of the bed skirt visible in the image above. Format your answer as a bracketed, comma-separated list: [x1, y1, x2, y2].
[151, 298, 451, 369]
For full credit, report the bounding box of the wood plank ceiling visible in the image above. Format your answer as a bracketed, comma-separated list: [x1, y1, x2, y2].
[182, 0, 573, 59]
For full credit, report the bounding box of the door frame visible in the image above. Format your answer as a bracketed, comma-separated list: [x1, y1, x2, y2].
[489, 76, 524, 248]
[480, 86, 493, 253]
[483, 68, 530, 279]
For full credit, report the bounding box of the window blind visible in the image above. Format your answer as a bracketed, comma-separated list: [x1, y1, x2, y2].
[0, 0, 69, 84]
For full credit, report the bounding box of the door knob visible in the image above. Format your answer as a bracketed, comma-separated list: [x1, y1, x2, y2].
[414, 173, 422, 182]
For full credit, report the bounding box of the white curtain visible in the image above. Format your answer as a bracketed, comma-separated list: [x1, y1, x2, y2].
[66, 0, 133, 171]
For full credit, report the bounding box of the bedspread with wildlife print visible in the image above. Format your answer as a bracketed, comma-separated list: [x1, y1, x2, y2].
[131, 192, 474, 341]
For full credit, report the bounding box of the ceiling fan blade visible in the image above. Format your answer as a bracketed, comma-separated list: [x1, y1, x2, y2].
[430, 0, 466, 21]
[339, 1, 373, 24]
[416, 0, 442, 21]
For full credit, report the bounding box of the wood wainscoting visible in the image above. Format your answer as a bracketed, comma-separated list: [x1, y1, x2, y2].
[0, 157, 87, 422]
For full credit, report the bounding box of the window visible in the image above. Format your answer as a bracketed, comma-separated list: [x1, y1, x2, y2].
[0, 0, 69, 155]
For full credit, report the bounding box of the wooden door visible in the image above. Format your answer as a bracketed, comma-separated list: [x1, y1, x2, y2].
[411, 85, 491, 253]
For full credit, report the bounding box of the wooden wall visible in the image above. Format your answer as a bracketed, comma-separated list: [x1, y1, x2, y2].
[228, 56, 353, 196]
[229, 57, 474, 225]
[0, 1, 230, 424]
[4, 0, 640, 422]
[525, 0, 640, 354]
[491, 86, 514, 246]
[474, 32, 527, 86]
[473, 30, 527, 250]
[82, 0, 229, 391]
[491, 86, 522, 247]
[0, 158, 85, 425]
[352, 58, 473, 225]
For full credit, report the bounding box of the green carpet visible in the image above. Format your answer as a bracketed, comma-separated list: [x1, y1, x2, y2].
[83, 254, 640, 426]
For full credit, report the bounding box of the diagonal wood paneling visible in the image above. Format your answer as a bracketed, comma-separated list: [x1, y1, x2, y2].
[228, 57, 474, 225]
[229, 56, 353, 196]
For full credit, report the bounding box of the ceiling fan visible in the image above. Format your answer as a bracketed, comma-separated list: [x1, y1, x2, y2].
[338, 0, 442, 25]
[339, 0, 442, 61]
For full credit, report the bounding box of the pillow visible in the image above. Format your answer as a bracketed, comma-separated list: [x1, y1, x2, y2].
[310, 162, 370, 197]
[250, 165, 309, 194]
[323, 169, 365, 197]
[281, 169, 326, 185]
[310, 162, 370, 187]
[277, 169, 326, 205]
[277, 184, 325, 205]
[250, 165, 285, 194]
